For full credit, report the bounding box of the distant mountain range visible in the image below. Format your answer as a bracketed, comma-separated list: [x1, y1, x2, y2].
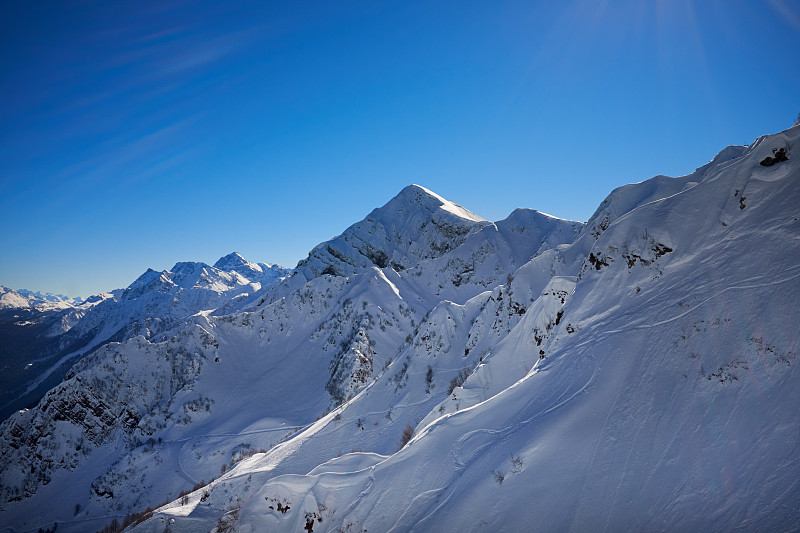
[0, 254, 288, 422]
[0, 287, 89, 311]
[1, 125, 798, 532]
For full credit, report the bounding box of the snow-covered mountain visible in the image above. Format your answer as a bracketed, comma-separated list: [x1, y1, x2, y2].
[0, 287, 91, 312]
[70, 251, 288, 345]
[0, 253, 288, 424]
[0, 290, 112, 425]
[1, 126, 799, 532]
[295, 184, 490, 280]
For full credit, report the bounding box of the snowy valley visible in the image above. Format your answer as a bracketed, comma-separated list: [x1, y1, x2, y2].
[1, 125, 799, 532]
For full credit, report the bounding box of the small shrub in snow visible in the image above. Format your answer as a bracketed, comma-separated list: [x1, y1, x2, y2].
[760, 146, 789, 166]
[400, 425, 415, 448]
[214, 504, 240, 533]
[448, 366, 472, 395]
[96, 504, 157, 533]
[510, 455, 524, 473]
[266, 496, 291, 513]
[304, 510, 324, 532]
[492, 470, 505, 485]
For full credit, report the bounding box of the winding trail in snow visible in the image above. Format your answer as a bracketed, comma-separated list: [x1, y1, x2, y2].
[161, 425, 305, 486]
[397, 350, 598, 533]
[398, 266, 800, 529]
[450, 350, 599, 470]
[171, 441, 197, 486]
[571, 263, 800, 350]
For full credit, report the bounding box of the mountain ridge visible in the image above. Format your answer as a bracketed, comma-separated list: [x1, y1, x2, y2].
[1, 125, 798, 532]
[0, 252, 289, 423]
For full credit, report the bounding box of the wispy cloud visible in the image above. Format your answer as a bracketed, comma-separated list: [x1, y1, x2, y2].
[768, 0, 800, 30]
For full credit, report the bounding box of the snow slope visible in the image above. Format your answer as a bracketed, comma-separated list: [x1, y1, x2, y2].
[0, 183, 580, 532]
[1, 126, 799, 532]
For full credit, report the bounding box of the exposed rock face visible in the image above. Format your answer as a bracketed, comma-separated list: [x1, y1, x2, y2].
[326, 327, 374, 405]
[0, 328, 211, 505]
[295, 184, 490, 279]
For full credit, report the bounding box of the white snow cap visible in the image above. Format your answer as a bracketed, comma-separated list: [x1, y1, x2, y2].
[399, 184, 486, 222]
[214, 251, 263, 273]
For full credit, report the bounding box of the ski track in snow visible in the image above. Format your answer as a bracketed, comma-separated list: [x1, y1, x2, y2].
[387, 488, 446, 533]
[167, 426, 305, 445]
[585, 263, 800, 341]
[172, 441, 197, 486]
[404, 262, 800, 530]
[452, 351, 599, 470]
[162, 426, 305, 486]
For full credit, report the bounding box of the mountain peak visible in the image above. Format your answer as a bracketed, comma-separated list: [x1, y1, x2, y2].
[215, 251, 245, 264]
[214, 251, 267, 278]
[297, 185, 489, 278]
[214, 251, 257, 271]
[388, 184, 485, 223]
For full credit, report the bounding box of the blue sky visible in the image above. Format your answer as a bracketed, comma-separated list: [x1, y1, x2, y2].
[1, 0, 798, 297]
